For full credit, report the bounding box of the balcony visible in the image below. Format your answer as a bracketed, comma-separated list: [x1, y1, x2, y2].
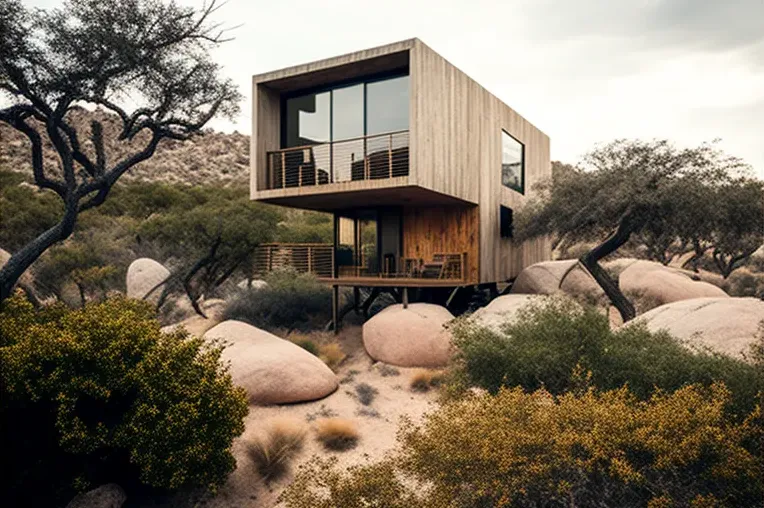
[253, 243, 467, 287]
[265, 130, 409, 190]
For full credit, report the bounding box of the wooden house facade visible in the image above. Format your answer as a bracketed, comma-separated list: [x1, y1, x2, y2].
[250, 38, 551, 309]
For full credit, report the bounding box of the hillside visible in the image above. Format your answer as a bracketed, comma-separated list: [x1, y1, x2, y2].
[0, 108, 249, 186]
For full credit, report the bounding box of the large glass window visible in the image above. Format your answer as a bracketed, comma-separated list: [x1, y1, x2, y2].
[285, 91, 330, 147]
[332, 84, 364, 141]
[502, 130, 524, 193]
[366, 75, 409, 135]
[283, 74, 409, 149]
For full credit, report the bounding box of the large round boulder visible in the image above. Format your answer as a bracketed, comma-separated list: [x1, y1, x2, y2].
[510, 260, 604, 303]
[614, 260, 727, 309]
[203, 320, 338, 404]
[65, 484, 126, 508]
[126, 258, 170, 304]
[624, 297, 764, 359]
[362, 303, 453, 367]
[471, 294, 543, 331]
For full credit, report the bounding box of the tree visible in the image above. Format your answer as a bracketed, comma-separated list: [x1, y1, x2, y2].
[515, 140, 749, 322]
[139, 194, 281, 316]
[709, 178, 764, 278]
[0, 0, 240, 303]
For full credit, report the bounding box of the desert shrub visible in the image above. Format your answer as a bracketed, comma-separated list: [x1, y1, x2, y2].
[319, 342, 346, 371]
[0, 170, 63, 252]
[279, 457, 419, 508]
[355, 383, 378, 406]
[0, 294, 248, 506]
[409, 369, 445, 392]
[282, 385, 763, 508]
[222, 269, 332, 331]
[247, 419, 306, 483]
[315, 418, 359, 451]
[450, 297, 762, 417]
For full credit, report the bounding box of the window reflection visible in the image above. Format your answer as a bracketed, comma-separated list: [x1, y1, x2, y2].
[366, 75, 409, 135]
[332, 84, 364, 141]
[502, 130, 524, 193]
[285, 92, 330, 147]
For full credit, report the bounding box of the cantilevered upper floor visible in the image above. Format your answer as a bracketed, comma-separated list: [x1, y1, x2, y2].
[250, 38, 550, 213]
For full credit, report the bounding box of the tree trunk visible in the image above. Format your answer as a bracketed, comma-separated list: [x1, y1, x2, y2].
[0, 203, 77, 304]
[578, 210, 644, 323]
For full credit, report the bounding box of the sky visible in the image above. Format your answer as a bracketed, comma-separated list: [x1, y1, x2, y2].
[26, 0, 764, 178]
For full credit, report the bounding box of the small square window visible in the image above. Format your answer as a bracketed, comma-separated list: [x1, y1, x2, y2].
[502, 130, 524, 194]
[500, 206, 514, 238]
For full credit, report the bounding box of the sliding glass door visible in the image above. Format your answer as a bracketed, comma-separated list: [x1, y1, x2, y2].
[334, 208, 401, 277]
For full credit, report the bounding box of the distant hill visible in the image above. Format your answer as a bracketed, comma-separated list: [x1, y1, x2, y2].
[0, 107, 249, 186]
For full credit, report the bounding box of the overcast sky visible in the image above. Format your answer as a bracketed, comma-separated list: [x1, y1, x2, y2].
[28, 0, 764, 178]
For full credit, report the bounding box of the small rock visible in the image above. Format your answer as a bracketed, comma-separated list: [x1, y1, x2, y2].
[65, 484, 126, 508]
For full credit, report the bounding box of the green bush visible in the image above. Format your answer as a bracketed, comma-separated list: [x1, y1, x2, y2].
[222, 269, 332, 331]
[281, 385, 763, 508]
[0, 294, 248, 506]
[450, 297, 762, 417]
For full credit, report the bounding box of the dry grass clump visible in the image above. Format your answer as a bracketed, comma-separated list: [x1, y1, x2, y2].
[354, 382, 378, 405]
[376, 363, 401, 377]
[319, 342, 346, 371]
[247, 418, 307, 482]
[315, 418, 360, 451]
[409, 369, 446, 392]
[285, 331, 346, 369]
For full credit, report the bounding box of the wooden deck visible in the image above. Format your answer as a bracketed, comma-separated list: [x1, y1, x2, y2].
[317, 276, 465, 287]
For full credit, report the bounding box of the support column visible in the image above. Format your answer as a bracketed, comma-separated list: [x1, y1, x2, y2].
[402, 286, 409, 309]
[332, 285, 340, 334]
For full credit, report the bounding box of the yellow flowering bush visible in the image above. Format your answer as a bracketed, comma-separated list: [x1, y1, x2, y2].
[281, 384, 762, 507]
[0, 293, 248, 506]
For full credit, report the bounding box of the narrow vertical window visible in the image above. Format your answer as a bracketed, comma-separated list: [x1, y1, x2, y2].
[500, 206, 514, 238]
[502, 130, 524, 194]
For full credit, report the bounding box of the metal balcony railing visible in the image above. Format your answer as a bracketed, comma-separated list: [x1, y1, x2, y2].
[266, 130, 409, 189]
[253, 243, 467, 283]
[253, 243, 334, 278]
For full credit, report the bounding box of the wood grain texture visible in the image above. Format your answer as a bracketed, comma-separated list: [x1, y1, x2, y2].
[409, 40, 551, 283]
[402, 205, 479, 284]
[251, 83, 280, 194]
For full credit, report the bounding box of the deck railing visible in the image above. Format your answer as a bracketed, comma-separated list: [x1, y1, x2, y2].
[253, 243, 334, 278]
[265, 130, 409, 190]
[253, 243, 467, 283]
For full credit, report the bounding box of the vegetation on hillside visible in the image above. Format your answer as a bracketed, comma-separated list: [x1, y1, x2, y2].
[0, 0, 241, 302]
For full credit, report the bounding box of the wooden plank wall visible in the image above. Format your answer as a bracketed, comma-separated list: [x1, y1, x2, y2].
[401, 205, 479, 284]
[251, 84, 280, 194]
[410, 40, 551, 283]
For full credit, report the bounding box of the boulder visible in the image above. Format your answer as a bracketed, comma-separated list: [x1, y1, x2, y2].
[66, 484, 126, 508]
[126, 258, 170, 304]
[363, 303, 453, 367]
[161, 298, 227, 337]
[203, 320, 338, 404]
[510, 260, 604, 303]
[471, 294, 543, 331]
[615, 260, 728, 311]
[236, 279, 268, 291]
[624, 297, 764, 359]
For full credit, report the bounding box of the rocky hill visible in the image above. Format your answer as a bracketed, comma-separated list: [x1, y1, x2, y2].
[0, 107, 249, 186]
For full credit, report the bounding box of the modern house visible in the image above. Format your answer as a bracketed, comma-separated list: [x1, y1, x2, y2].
[250, 38, 550, 321]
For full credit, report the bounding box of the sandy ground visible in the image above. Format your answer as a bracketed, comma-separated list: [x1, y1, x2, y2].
[202, 325, 440, 507]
